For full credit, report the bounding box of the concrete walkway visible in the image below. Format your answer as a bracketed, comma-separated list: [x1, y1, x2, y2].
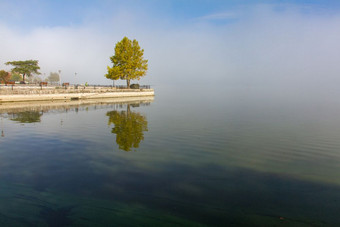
[0, 90, 154, 102]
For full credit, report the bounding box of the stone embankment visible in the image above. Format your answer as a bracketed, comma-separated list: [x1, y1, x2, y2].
[0, 85, 154, 102]
[0, 96, 154, 114]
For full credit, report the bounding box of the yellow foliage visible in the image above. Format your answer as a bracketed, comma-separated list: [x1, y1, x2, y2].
[107, 105, 148, 151]
[105, 37, 148, 87]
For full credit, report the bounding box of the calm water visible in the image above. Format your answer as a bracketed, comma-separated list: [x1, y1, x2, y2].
[1, 86, 340, 226]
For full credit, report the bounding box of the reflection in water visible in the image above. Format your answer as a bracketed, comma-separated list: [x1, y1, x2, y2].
[9, 111, 43, 123]
[0, 115, 3, 137]
[3, 91, 340, 225]
[107, 104, 148, 151]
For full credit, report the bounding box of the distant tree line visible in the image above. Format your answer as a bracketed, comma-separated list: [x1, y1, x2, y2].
[0, 59, 60, 84]
[0, 70, 23, 84]
[0, 60, 41, 84]
[2, 37, 149, 86]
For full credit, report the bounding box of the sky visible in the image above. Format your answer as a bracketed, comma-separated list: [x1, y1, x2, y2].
[0, 0, 340, 87]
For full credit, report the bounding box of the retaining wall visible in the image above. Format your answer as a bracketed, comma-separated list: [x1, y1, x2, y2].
[0, 86, 154, 102]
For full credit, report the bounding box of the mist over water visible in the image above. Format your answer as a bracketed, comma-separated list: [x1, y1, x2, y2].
[1, 85, 340, 225]
[1, 3, 340, 88]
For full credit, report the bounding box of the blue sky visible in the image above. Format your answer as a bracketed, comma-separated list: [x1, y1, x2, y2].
[1, 0, 340, 86]
[2, 0, 340, 28]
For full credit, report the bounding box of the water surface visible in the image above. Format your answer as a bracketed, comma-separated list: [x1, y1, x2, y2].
[1, 86, 340, 226]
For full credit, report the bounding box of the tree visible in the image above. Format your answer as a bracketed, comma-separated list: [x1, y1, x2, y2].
[106, 37, 148, 88]
[0, 70, 10, 83]
[47, 72, 60, 84]
[107, 105, 148, 151]
[10, 73, 22, 82]
[5, 60, 41, 82]
[10, 111, 42, 123]
[28, 75, 42, 84]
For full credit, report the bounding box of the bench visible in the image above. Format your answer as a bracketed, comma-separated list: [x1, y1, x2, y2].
[5, 81, 15, 85]
[62, 83, 70, 87]
[40, 82, 48, 86]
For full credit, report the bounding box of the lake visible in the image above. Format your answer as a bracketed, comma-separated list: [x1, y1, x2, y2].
[1, 85, 340, 226]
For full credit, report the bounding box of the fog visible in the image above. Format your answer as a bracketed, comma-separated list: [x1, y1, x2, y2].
[0, 3, 340, 90]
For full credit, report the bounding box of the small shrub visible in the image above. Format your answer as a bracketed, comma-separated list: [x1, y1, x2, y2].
[130, 84, 140, 89]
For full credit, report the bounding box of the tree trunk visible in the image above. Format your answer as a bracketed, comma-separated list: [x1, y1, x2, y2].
[22, 73, 25, 82]
[127, 104, 131, 116]
[126, 79, 130, 89]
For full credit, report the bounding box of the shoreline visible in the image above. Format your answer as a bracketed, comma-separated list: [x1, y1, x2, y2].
[0, 88, 154, 103]
[0, 96, 154, 113]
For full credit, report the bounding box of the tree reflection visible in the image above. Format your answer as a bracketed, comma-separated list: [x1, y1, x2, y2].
[10, 111, 43, 123]
[107, 105, 148, 151]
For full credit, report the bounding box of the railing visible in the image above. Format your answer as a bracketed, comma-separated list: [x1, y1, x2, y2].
[0, 83, 151, 89]
[0, 83, 152, 95]
[85, 85, 151, 89]
[113, 85, 151, 89]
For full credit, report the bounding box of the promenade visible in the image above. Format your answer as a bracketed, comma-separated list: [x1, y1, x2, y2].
[0, 84, 154, 102]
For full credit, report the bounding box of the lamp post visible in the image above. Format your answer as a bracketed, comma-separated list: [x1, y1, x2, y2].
[42, 73, 46, 84]
[58, 70, 61, 85]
